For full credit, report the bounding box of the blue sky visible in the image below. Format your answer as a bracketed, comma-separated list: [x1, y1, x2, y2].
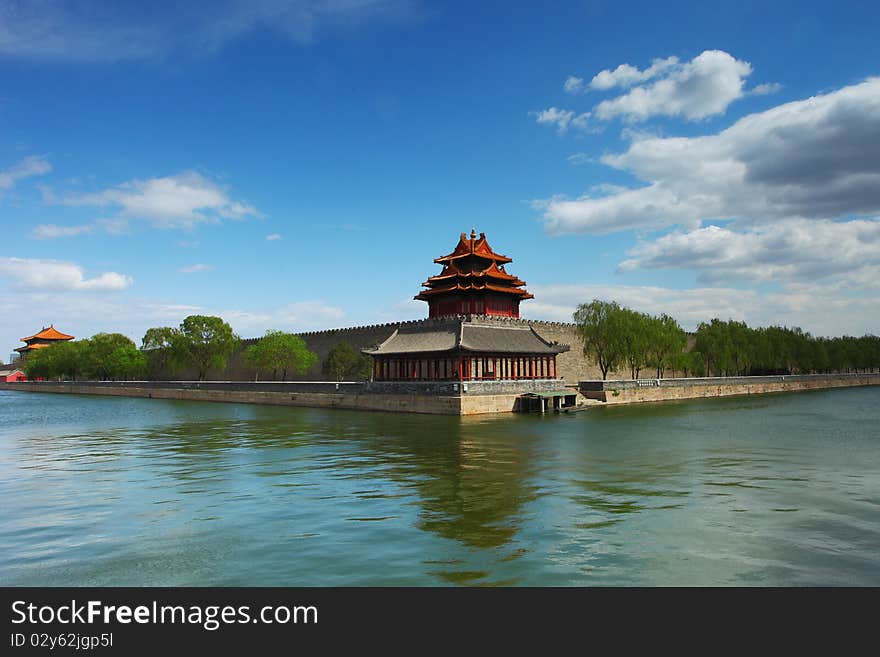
[2, 0, 879, 358]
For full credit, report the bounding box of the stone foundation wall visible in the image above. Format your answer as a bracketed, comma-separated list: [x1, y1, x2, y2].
[579, 373, 880, 404]
[3, 373, 875, 415]
[0, 381, 539, 415]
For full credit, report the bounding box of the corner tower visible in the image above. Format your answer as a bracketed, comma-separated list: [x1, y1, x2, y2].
[415, 229, 534, 318]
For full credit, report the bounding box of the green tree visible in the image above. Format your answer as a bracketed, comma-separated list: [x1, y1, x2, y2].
[322, 341, 372, 381]
[619, 308, 651, 379]
[695, 319, 733, 376]
[23, 348, 51, 380]
[573, 299, 626, 380]
[106, 344, 147, 380]
[47, 340, 87, 379]
[242, 330, 317, 381]
[647, 313, 687, 378]
[177, 315, 239, 381]
[141, 326, 185, 380]
[83, 333, 139, 380]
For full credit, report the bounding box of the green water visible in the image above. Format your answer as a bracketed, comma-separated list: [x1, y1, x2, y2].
[1, 387, 878, 586]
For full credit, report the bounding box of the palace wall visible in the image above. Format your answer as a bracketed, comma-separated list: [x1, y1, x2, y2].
[215, 317, 607, 384]
[204, 322, 403, 381]
[177, 316, 703, 384]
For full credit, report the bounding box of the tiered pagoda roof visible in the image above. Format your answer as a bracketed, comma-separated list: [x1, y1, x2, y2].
[414, 230, 534, 303]
[15, 325, 75, 355]
[20, 326, 74, 342]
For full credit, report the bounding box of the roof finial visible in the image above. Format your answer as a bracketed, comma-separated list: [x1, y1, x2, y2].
[470, 228, 476, 240]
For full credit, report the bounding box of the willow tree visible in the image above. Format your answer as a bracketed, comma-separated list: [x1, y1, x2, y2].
[647, 313, 687, 378]
[573, 299, 625, 380]
[242, 330, 317, 381]
[141, 326, 185, 380]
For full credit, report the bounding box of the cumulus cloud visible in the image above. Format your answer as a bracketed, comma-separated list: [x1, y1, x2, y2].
[588, 56, 679, 91]
[0, 155, 51, 190]
[563, 76, 584, 93]
[620, 219, 880, 285]
[531, 107, 590, 133]
[62, 171, 261, 230]
[593, 50, 752, 122]
[30, 223, 95, 239]
[523, 283, 879, 337]
[539, 77, 880, 235]
[0, 257, 132, 291]
[0, 293, 348, 357]
[0, 0, 420, 61]
[749, 82, 782, 96]
[178, 263, 212, 273]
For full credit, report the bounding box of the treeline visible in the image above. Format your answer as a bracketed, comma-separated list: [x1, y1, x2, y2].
[23, 314, 372, 382]
[574, 300, 693, 380]
[694, 319, 880, 376]
[24, 333, 147, 381]
[574, 299, 880, 380]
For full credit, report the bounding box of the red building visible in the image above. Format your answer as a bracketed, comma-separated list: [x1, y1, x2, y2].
[366, 230, 568, 382]
[15, 325, 75, 360]
[0, 368, 26, 382]
[415, 230, 533, 318]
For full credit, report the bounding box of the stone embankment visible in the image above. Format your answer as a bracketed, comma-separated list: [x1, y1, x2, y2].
[2, 373, 876, 415]
[578, 373, 879, 404]
[0, 379, 569, 415]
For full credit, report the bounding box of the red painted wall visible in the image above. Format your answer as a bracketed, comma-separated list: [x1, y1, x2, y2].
[428, 296, 520, 318]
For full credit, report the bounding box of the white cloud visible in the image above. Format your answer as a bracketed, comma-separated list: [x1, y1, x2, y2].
[63, 171, 261, 230]
[0, 290, 349, 357]
[531, 107, 590, 133]
[523, 283, 879, 337]
[97, 218, 131, 235]
[619, 219, 880, 286]
[0, 155, 51, 190]
[588, 56, 679, 91]
[178, 263, 212, 274]
[30, 223, 95, 239]
[566, 153, 591, 165]
[539, 77, 880, 235]
[593, 50, 752, 122]
[0, 257, 132, 291]
[265, 233, 282, 241]
[564, 75, 584, 93]
[0, 0, 420, 61]
[749, 82, 782, 96]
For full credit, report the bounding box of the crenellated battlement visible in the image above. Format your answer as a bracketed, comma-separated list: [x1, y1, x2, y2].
[242, 314, 577, 342]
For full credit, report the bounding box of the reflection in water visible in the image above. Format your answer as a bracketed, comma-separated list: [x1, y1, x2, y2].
[1, 387, 879, 586]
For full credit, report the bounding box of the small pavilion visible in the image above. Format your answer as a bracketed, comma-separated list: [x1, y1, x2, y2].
[15, 325, 75, 360]
[365, 231, 568, 382]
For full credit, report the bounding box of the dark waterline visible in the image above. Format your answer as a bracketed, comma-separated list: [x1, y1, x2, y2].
[1, 387, 878, 586]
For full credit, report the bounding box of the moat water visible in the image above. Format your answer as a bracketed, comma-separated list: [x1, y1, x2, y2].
[1, 387, 878, 586]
